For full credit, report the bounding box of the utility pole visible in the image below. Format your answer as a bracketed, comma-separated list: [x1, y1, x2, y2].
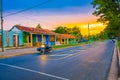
[113, 0, 120, 12]
[88, 23, 90, 47]
[0, 0, 4, 52]
[117, 0, 120, 12]
[88, 23, 90, 41]
[112, 0, 120, 12]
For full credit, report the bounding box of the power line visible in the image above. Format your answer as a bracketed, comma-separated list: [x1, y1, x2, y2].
[4, 0, 54, 18]
[22, 16, 57, 26]
[10, 14, 57, 26]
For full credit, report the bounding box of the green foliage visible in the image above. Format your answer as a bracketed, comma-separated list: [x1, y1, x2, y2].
[54, 26, 81, 41]
[86, 31, 108, 41]
[117, 40, 120, 51]
[70, 26, 81, 41]
[52, 44, 79, 49]
[54, 26, 68, 34]
[92, 0, 120, 37]
[36, 24, 42, 29]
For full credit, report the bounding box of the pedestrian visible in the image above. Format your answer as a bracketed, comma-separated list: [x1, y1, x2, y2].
[111, 39, 115, 43]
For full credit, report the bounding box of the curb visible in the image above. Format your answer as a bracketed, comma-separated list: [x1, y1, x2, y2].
[107, 44, 119, 80]
[0, 51, 38, 59]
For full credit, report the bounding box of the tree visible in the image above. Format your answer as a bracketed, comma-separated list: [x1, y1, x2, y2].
[36, 24, 42, 29]
[54, 26, 68, 34]
[54, 26, 82, 42]
[71, 26, 81, 41]
[91, 0, 120, 37]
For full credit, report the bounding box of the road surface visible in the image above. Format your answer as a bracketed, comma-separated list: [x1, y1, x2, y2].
[0, 40, 115, 80]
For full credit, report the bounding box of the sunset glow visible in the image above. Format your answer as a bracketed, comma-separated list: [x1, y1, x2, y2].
[58, 22, 106, 36]
[2, 0, 106, 36]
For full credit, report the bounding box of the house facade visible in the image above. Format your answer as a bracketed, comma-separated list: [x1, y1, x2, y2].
[0, 25, 76, 48]
[0, 30, 8, 47]
[60, 34, 77, 44]
[9, 25, 58, 47]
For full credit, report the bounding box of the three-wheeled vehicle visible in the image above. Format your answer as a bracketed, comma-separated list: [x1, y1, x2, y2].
[36, 43, 52, 54]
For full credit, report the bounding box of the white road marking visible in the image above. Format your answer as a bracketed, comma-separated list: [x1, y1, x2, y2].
[48, 54, 72, 56]
[0, 63, 69, 80]
[48, 49, 86, 57]
[47, 52, 81, 60]
[47, 48, 87, 60]
[70, 50, 86, 51]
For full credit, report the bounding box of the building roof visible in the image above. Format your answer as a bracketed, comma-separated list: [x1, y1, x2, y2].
[60, 34, 75, 39]
[14, 25, 56, 35]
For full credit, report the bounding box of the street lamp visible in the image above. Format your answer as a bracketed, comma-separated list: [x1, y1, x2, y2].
[0, 0, 4, 52]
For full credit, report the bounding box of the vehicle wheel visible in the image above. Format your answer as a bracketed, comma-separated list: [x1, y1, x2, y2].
[41, 49, 45, 54]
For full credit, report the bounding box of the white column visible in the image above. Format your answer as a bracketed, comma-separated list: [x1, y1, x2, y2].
[67, 38, 69, 44]
[36, 35, 38, 42]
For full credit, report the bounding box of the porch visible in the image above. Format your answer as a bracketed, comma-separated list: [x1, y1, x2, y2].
[23, 32, 57, 47]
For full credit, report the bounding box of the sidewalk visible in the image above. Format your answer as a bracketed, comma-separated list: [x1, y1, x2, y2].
[0, 47, 38, 59]
[108, 44, 119, 80]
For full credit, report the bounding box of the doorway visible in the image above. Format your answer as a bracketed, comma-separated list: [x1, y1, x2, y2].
[13, 35, 19, 47]
[0, 35, 2, 47]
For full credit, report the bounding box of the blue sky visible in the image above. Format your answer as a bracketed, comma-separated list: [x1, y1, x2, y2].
[3, 0, 97, 30]
[3, 0, 91, 11]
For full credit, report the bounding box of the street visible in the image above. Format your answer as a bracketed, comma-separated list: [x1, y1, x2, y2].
[0, 40, 115, 80]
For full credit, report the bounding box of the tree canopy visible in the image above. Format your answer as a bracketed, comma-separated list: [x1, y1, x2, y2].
[54, 26, 68, 34]
[92, 0, 120, 37]
[36, 24, 42, 29]
[70, 26, 81, 40]
[54, 26, 81, 41]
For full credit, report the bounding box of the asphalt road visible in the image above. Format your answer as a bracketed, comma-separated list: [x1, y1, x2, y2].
[0, 40, 115, 80]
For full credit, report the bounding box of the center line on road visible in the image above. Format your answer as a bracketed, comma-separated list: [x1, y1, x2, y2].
[0, 63, 70, 80]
